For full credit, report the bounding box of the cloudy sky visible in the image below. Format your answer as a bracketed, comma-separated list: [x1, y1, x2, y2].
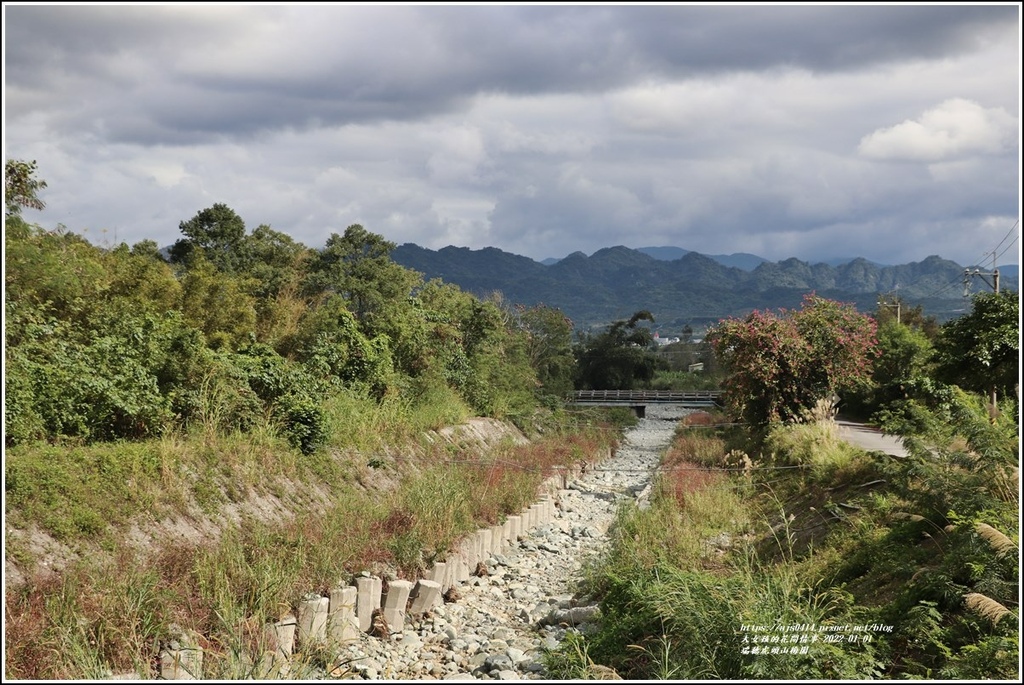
[4, 3, 1021, 267]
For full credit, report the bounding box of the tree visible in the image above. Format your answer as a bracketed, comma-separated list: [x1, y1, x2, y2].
[517, 304, 576, 399]
[934, 290, 1019, 409]
[169, 203, 247, 271]
[870, 319, 935, 405]
[285, 294, 395, 398]
[709, 295, 877, 425]
[575, 310, 660, 390]
[5, 159, 47, 217]
[178, 257, 257, 350]
[304, 224, 420, 326]
[130, 239, 166, 262]
[5, 224, 108, 329]
[105, 243, 182, 316]
[874, 295, 940, 340]
[236, 224, 309, 299]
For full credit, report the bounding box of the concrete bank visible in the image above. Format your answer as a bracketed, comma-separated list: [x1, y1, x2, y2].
[328, 404, 690, 681]
[157, 405, 691, 680]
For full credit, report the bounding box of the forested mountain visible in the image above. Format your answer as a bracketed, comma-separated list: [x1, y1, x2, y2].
[392, 243, 1018, 333]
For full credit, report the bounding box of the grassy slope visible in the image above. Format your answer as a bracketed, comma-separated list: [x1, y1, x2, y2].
[4, 401, 632, 679]
[549, 411, 1019, 681]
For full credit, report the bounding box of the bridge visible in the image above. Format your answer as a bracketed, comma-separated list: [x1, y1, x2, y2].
[569, 389, 723, 417]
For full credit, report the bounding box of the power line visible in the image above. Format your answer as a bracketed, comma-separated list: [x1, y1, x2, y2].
[589, 464, 809, 473]
[972, 220, 1019, 273]
[994, 235, 1018, 264]
[921, 276, 969, 300]
[990, 220, 1019, 257]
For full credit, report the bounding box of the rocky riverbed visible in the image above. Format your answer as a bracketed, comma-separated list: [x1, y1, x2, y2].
[329, 404, 691, 680]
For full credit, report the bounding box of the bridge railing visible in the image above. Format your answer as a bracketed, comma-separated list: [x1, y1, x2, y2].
[570, 389, 722, 403]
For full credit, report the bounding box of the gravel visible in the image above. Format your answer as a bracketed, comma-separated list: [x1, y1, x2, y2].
[330, 404, 691, 680]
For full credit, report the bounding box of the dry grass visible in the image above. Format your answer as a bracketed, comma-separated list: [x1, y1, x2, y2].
[4, 414, 620, 680]
[664, 433, 728, 468]
[679, 411, 725, 427]
[660, 466, 727, 510]
[974, 522, 1017, 557]
[964, 592, 1011, 625]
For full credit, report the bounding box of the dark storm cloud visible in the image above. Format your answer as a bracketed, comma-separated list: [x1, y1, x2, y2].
[619, 5, 1012, 73]
[4, 4, 1019, 269]
[6, 4, 1015, 145]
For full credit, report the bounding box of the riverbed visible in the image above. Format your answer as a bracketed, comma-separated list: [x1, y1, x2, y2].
[329, 404, 691, 680]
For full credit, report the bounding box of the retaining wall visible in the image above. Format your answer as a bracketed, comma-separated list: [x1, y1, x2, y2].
[154, 464, 589, 680]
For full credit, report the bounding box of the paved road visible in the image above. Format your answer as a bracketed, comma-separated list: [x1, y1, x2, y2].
[836, 419, 909, 458]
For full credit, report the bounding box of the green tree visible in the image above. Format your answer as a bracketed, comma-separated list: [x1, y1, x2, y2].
[5, 225, 108, 330]
[871, 319, 935, 405]
[231, 224, 312, 345]
[285, 294, 396, 397]
[4, 306, 207, 444]
[5, 159, 47, 217]
[236, 224, 309, 299]
[575, 310, 660, 390]
[709, 295, 877, 425]
[517, 303, 576, 399]
[934, 290, 1019, 408]
[104, 243, 182, 315]
[169, 203, 248, 271]
[129, 238, 166, 262]
[178, 257, 257, 350]
[456, 296, 535, 417]
[305, 225, 419, 324]
[875, 295, 940, 339]
[400, 279, 473, 385]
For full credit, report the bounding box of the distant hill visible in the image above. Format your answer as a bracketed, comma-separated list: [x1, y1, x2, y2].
[392, 244, 1018, 334]
[544, 246, 769, 271]
[635, 246, 769, 271]
[548, 246, 891, 271]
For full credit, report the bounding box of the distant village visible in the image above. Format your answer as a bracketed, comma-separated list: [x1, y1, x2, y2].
[653, 332, 704, 372]
[653, 332, 703, 346]
[653, 332, 680, 346]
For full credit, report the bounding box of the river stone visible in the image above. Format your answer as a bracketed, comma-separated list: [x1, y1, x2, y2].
[292, 406, 691, 681]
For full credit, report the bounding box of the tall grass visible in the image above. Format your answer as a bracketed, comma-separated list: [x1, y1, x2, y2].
[5, 406, 619, 679]
[5, 551, 179, 680]
[763, 419, 866, 483]
[554, 405, 1021, 682]
[320, 384, 472, 452]
[555, 418, 888, 681]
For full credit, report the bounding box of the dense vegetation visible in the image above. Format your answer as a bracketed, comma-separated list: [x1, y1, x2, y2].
[547, 288, 1019, 680]
[4, 160, 1018, 679]
[2, 160, 601, 679]
[5, 164, 580, 452]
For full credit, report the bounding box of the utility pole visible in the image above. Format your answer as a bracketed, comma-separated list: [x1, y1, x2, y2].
[877, 293, 901, 324]
[963, 251, 1000, 296]
[962, 252, 1002, 420]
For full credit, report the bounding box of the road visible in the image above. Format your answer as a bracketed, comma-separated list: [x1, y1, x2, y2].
[836, 419, 909, 458]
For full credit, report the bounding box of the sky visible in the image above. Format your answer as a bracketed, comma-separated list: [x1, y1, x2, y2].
[3, 3, 1021, 268]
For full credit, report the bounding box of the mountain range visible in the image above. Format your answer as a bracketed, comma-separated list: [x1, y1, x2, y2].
[392, 244, 1019, 334]
[541, 246, 771, 271]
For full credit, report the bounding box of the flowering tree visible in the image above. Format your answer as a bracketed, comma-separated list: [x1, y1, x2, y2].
[709, 294, 878, 425]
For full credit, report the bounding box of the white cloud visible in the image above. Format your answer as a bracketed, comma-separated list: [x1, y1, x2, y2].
[858, 98, 1018, 162]
[424, 125, 487, 185]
